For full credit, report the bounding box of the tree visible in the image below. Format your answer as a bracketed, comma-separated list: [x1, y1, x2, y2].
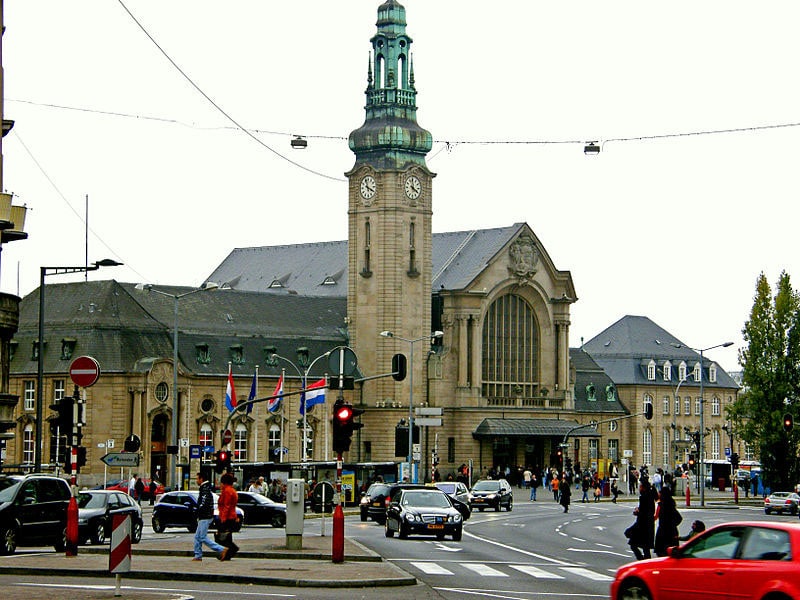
[728, 272, 800, 491]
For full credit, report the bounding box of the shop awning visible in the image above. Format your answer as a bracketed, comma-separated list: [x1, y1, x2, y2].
[472, 418, 601, 440]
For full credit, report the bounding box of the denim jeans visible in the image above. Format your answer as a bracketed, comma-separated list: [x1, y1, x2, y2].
[194, 518, 225, 558]
[530, 486, 536, 500]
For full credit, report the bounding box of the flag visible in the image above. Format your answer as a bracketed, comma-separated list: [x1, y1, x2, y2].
[268, 373, 284, 413]
[300, 378, 326, 415]
[246, 369, 257, 414]
[225, 364, 237, 412]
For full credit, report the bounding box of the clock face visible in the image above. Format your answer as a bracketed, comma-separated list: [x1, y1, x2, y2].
[404, 176, 421, 200]
[360, 175, 376, 200]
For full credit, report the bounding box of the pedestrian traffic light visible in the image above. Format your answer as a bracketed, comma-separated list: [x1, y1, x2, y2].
[391, 353, 407, 381]
[784, 413, 793, 433]
[51, 396, 74, 432]
[76, 446, 87, 469]
[688, 454, 695, 471]
[332, 399, 364, 454]
[730, 452, 739, 470]
[215, 449, 231, 474]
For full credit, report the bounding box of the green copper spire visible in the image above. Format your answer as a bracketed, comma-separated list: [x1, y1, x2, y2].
[349, 0, 432, 170]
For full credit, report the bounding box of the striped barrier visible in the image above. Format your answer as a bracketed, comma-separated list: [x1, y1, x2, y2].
[109, 513, 131, 597]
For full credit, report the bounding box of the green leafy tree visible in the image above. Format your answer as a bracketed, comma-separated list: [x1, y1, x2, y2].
[728, 272, 800, 491]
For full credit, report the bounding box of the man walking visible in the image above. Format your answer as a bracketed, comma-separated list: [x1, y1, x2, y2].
[217, 472, 240, 560]
[192, 472, 228, 561]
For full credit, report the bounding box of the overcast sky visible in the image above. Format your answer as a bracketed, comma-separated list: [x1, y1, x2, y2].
[3, 1, 799, 373]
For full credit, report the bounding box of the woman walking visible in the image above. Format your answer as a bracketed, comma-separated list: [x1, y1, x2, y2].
[559, 473, 572, 513]
[654, 486, 682, 557]
[627, 478, 656, 560]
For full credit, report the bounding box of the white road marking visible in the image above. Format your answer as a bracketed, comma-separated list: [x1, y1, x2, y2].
[411, 561, 455, 575]
[463, 562, 509, 577]
[560, 566, 614, 581]
[509, 564, 564, 579]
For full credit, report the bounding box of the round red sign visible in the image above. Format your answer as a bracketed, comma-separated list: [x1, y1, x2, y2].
[69, 355, 100, 387]
[222, 429, 232, 445]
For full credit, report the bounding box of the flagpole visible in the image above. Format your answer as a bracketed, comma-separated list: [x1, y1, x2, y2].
[253, 365, 259, 462]
[280, 368, 285, 464]
[302, 369, 308, 463]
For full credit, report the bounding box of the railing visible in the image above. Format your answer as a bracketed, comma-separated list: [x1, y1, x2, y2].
[486, 396, 565, 409]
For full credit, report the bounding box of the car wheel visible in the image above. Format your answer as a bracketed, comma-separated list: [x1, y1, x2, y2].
[131, 520, 143, 544]
[384, 520, 394, 538]
[793, 507, 798, 516]
[398, 522, 409, 539]
[452, 526, 462, 542]
[507, 499, 513, 512]
[617, 578, 652, 600]
[494, 503, 501, 512]
[0, 527, 17, 555]
[271, 513, 286, 528]
[152, 516, 165, 534]
[53, 528, 66, 553]
[91, 519, 107, 545]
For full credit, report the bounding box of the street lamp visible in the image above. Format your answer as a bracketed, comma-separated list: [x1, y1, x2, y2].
[35, 259, 123, 472]
[271, 349, 330, 462]
[672, 340, 733, 506]
[380, 330, 443, 483]
[135, 282, 219, 490]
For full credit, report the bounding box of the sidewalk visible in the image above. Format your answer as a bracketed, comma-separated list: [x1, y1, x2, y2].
[0, 532, 417, 596]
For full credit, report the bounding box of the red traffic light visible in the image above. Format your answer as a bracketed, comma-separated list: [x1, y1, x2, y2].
[784, 413, 793, 433]
[335, 405, 353, 422]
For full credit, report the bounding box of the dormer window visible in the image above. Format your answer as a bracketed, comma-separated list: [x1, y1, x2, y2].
[230, 344, 244, 365]
[9, 340, 17, 362]
[605, 384, 616, 401]
[195, 343, 211, 364]
[693, 362, 701, 382]
[269, 279, 283, 289]
[647, 360, 656, 381]
[586, 384, 596, 401]
[322, 275, 337, 286]
[709, 363, 718, 383]
[60, 338, 76, 361]
[32, 340, 45, 361]
[678, 361, 687, 381]
[663, 361, 671, 381]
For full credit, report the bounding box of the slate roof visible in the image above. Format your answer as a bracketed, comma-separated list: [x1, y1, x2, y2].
[205, 224, 525, 296]
[570, 348, 629, 415]
[12, 280, 347, 380]
[581, 315, 739, 389]
[473, 418, 601, 439]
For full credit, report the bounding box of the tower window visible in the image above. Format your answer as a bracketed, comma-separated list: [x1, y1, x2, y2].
[361, 219, 372, 277]
[407, 220, 419, 277]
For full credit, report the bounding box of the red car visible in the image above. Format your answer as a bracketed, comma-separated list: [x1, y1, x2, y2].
[104, 478, 164, 501]
[611, 521, 800, 600]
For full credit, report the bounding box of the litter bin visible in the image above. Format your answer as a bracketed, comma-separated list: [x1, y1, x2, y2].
[718, 477, 726, 492]
[603, 481, 610, 497]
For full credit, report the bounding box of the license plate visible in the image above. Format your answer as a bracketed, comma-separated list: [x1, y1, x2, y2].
[427, 524, 444, 529]
[372, 502, 382, 507]
[474, 498, 484, 502]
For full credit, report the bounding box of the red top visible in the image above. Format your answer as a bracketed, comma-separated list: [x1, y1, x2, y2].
[217, 484, 238, 523]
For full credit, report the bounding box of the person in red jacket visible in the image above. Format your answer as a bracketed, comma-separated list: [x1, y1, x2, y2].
[217, 473, 239, 560]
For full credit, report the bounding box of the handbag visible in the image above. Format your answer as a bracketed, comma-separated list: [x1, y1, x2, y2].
[624, 522, 638, 539]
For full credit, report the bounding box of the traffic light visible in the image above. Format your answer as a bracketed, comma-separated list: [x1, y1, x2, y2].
[688, 454, 695, 471]
[565, 457, 573, 471]
[51, 396, 74, 432]
[784, 413, 793, 433]
[215, 449, 231, 474]
[730, 452, 739, 470]
[391, 353, 407, 381]
[76, 446, 87, 469]
[332, 399, 364, 454]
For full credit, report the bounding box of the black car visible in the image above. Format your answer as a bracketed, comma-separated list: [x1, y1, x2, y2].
[77, 490, 143, 545]
[151, 490, 243, 533]
[359, 482, 427, 524]
[0, 473, 72, 555]
[236, 491, 286, 527]
[469, 478, 513, 512]
[384, 487, 465, 541]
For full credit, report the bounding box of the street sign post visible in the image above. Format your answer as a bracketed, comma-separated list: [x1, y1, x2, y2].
[69, 356, 101, 388]
[101, 452, 140, 467]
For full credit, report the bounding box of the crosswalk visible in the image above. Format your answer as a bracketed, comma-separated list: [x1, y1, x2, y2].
[406, 560, 614, 582]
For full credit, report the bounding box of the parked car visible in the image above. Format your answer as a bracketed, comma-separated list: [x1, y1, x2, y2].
[469, 478, 513, 512]
[103, 477, 165, 501]
[764, 491, 800, 515]
[236, 491, 286, 527]
[0, 473, 72, 555]
[359, 482, 427, 524]
[384, 487, 464, 541]
[433, 481, 472, 519]
[151, 490, 243, 533]
[76, 490, 143, 544]
[611, 521, 800, 600]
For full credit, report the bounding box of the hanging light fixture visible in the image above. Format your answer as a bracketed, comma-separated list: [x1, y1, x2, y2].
[583, 141, 600, 156]
[290, 135, 308, 149]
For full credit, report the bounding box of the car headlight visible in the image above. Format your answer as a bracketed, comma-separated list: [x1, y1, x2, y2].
[360, 497, 370, 506]
[405, 513, 419, 523]
[452, 513, 462, 523]
[487, 493, 497, 499]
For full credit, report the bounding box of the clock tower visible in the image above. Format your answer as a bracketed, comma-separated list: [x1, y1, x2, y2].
[346, 1, 434, 409]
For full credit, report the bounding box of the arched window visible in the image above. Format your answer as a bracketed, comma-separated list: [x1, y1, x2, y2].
[482, 294, 539, 399]
[663, 429, 671, 466]
[234, 424, 247, 462]
[643, 429, 652, 466]
[709, 363, 718, 383]
[711, 429, 720, 460]
[647, 360, 656, 381]
[23, 424, 34, 464]
[644, 394, 654, 419]
[663, 361, 672, 381]
[268, 425, 281, 460]
[199, 424, 213, 460]
[693, 362, 701, 382]
[678, 361, 687, 381]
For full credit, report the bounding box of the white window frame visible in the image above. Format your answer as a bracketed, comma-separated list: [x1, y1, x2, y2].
[53, 379, 65, 403]
[675, 397, 681, 415]
[199, 424, 213, 459]
[589, 438, 598, 459]
[711, 429, 720, 460]
[607, 439, 619, 462]
[647, 360, 656, 381]
[678, 362, 687, 381]
[234, 424, 247, 462]
[663, 429, 670, 466]
[663, 361, 671, 381]
[268, 425, 281, 460]
[663, 396, 670, 415]
[709, 363, 717, 383]
[711, 396, 720, 416]
[643, 429, 652, 466]
[684, 397, 691, 415]
[644, 395, 654, 420]
[23, 424, 34, 464]
[693, 362, 701, 382]
[24, 381, 35, 411]
[695, 397, 701, 415]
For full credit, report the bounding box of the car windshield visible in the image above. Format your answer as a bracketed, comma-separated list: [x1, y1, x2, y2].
[77, 492, 107, 509]
[771, 492, 791, 498]
[403, 491, 451, 508]
[436, 483, 456, 494]
[472, 481, 500, 492]
[0, 478, 21, 502]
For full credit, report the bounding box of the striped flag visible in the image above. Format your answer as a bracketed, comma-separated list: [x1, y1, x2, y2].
[268, 373, 283, 413]
[225, 364, 237, 412]
[300, 378, 326, 415]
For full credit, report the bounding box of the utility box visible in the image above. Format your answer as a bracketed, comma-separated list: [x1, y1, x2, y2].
[285, 478, 305, 550]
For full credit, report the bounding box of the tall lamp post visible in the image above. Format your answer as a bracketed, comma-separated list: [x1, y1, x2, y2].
[271, 348, 330, 462]
[135, 282, 219, 490]
[35, 259, 123, 473]
[673, 340, 733, 507]
[380, 330, 443, 483]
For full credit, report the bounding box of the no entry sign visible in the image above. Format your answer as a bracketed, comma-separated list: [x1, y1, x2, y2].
[69, 355, 100, 387]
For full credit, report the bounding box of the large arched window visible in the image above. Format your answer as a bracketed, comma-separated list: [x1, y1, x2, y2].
[482, 294, 539, 399]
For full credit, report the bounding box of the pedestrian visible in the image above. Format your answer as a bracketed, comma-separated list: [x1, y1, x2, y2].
[581, 476, 591, 502]
[148, 478, 157, 505]
[192, 472, 228, 561]
[611, 478, 620, 503]
[559, 473, 571, 513]
[551, 473, 560, 502]
[217, 472, 240, 560]
[654, 486, 682, 557]
[128, 473, 137, 497]
[678, 519, 706, 541]
[593, 480, 602, 502]
[523, 467, 532, 489]
[625, 478, 656, 561]
[248, 476, 266, 495]
[134, 476, 145, 505]
[529, 473, 539, 501]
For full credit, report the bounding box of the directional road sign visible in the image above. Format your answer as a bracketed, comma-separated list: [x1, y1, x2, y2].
[101, 452, 140, 467]
[69, 355, 101, 387]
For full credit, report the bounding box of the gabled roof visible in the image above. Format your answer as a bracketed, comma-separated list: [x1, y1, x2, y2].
[204, 224, 528, 296]
[582, 315, 739, 389]
[569, 348, 629, 415]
